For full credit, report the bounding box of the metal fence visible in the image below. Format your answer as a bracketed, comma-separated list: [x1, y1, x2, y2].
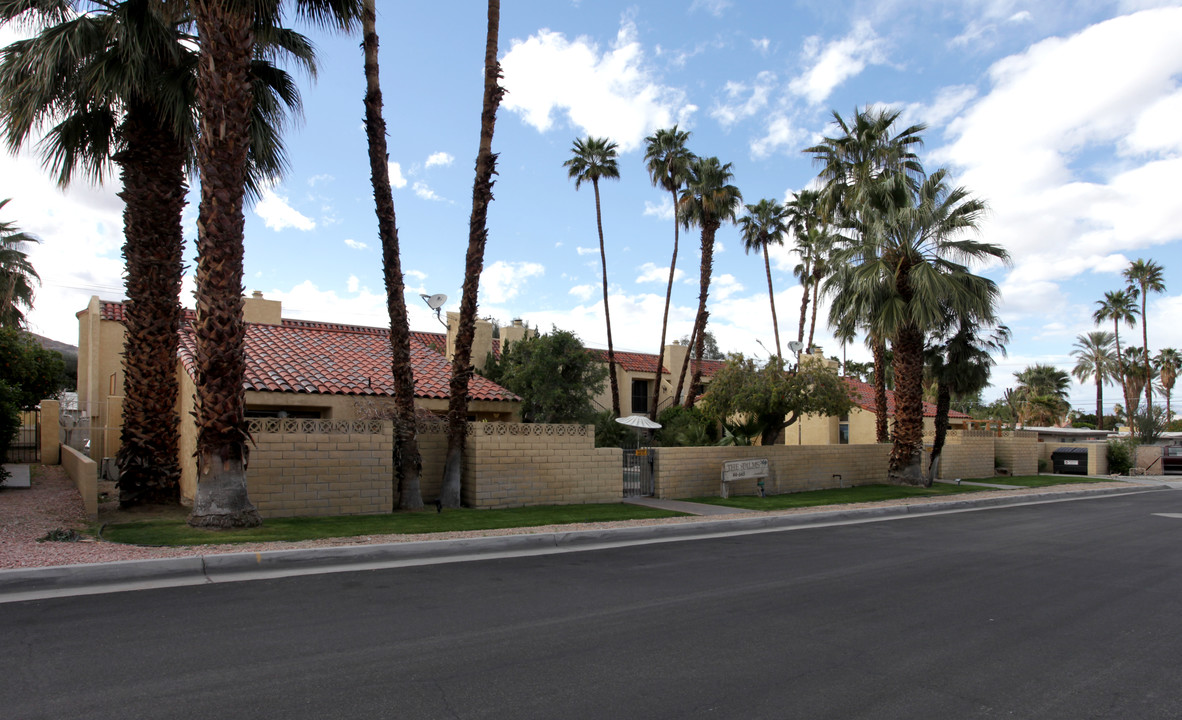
[7, 410, 40, 463]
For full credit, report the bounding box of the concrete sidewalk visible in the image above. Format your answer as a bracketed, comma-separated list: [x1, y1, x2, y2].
[624, 496, 753, 515]
[1, 483, 1166, 605]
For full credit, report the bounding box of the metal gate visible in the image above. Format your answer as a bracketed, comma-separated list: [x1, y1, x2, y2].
[623, 447, 655, 497]
[8, 409, 40, 463]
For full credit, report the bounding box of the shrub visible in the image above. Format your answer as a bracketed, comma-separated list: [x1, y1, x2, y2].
[1107, 438, 1137, 475]
[1131, 407, 1167, 444]
[593, 411, 633, 448]
[654, 405, 716, 447]
[1037, 458, 1048, 473]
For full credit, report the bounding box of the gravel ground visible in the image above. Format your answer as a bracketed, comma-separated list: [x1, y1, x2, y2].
[0, 463, 1141, 571]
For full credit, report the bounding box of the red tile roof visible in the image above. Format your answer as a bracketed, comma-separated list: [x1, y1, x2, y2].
[95, 300, 517, 402]
[587, 348, 726, 377]
[843, 376, 970, 419]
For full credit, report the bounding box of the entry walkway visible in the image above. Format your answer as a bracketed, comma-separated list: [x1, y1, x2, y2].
[624, 496, 756, 516]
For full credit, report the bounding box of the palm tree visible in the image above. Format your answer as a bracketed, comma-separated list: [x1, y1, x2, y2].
[439, 0, 503, 509]
[1013, 364, 1071, 426]
[1093, 289, 1139, 419]
[565, 136, 621, 417]
[1, 0, 316, 508]
[361, 0, 422, 510]
[836, 168, 1007, 484]
[925, 318, 1009, 483]
[1157, 348, 1180, 423]
[785, 189, 822, 347]
[1120, 348, 1150, 419]
[642, 126, 694, 420]
[187, 0, 361, 528]
[674, 156, 742, 408]
[0, 199, 39, 329]
[1071, 331, 1116, 430]
[807, 107, 926, 445]
[1123, 258, 1165, 411]
[738, 198, 787, 358]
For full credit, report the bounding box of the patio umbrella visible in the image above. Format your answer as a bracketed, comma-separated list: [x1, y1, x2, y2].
[614, 414, 662, 430]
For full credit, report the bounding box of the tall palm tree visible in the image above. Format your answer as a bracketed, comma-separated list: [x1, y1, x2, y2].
[808, 107, 926, 444]
[674, 156, 741, 408]
[643, 126, 694, 420]
[925, 317, 1009, 483]
[1118, 349, 1149, 420]
[1123, 258, 1165, 411]
[837, 168, 1007, 484]
[564, 136, 621, 417]
[0, 199, 39, 329]
[1157, 347, 1180, 423]
[1, 0, 316, 507]
[187, 0, 361, 527]
[785, 188, 822, 347]
[361, 0, 422, 510]
[1071, 331, 1115, 430]
[1093, 289, 1139, 419]
[439, 0, 503, 509]
[738, 198, 787, 358]
[1013, 363, 1072, 426]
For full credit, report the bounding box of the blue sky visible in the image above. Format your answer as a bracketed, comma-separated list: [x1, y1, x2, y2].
[3, 0, 1181, 415]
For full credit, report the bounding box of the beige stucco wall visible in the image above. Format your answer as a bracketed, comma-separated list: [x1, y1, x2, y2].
[39, 399, 60, 465]
[589, 344, 701, 417]
[995, 435, 1040, 476]
[1041, 441, 1109, 476]
[61, 445, 97, 519]
[938, 435, 996, 480]
[655, 443, 894, 499]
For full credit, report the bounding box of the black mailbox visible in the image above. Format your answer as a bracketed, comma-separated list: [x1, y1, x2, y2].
[1051, 447, 1089, 475]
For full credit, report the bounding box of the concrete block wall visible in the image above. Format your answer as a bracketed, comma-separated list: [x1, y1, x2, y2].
[995, 436, 1039, 476]
[246, 419, 393, 518]
[60, 445, 97, 519]
[939, 435, 996, 480]
[1135, 444, 1166, 474]
[460, 423, 620, 508]
[655, 444, 892, 499]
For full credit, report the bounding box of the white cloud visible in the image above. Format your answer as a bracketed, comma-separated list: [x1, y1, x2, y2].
[501, 20, 696, 151]
[255, 189, 315, 231]
[576, 246, 599, 256]
[344, 238, 368, 250]
[690, 0, 732, 17]
[387, 162, 408, 189]
[636, 262, 685, 284]
[937, 7, 1182, 306]
[643, 196, 675, 221]
[480, 260, 545, 304]
[897, 85, 979, 134]
[712, 273, 744, 301]
[425, 152, 454, 168]
[413, 182, 443, 201]
[569, 284, 597, 301]
[751, 37, 771, 55]
[789, 21, 886, 105]
[406, 269, 428, 282]
[711, 71, 777, 128]
[346, 275, 360, 293]
[307, 174, 334, 187]
[750, 114, 805, 158]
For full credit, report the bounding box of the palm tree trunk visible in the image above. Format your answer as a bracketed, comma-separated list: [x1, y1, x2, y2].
[362, 0, 423, 510]
[872, 336, 889, 443]
[889, 324, 925, 485]
[797, 259, 811, 344]
[683, 221, 718, 408]
[592, 178, 620, 417]
[1095, 376, 1104, 431]
[188, 0, 261, 529]
[925, 381, 951, 486]
[1142, 294, 1153, 412]
[673, 322, 697, 407]
[807, 270, 821, 351]
[762, 244, 781, 358]
[115, 101, 185, 508]
[1113, 324, 1132, 420]
[649, 187, 680, 420]
[440, 0, 502, 508]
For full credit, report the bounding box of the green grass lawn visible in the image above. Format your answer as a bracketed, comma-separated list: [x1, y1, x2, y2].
[100, 504, 688, 547]
[985, 474, 1116, 488]
[685, 482, 991, 511]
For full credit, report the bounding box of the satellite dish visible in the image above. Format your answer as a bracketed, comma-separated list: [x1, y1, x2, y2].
[787, 340, 803, 353]
[421, 293, 448, 310]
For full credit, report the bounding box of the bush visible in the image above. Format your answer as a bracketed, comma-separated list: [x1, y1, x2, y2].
[0, 381, 20, 484]
[654, 405, 716, 447]
[1037, 458, 1048, 474]
[1131, 407, 1167, 444]
[1107, 438, 1137, 475]
[593, 411, 633, 448]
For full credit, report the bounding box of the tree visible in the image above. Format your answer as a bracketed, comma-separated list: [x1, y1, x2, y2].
[1157, 347, 1179, 422]
[674, 156, 741, 408]
[0, 328, 62, 474]
[2, 0, 318, 507]
[564, 136, 621, 418]
[643, 125, 695, 420]
[1093, 289, 1139, 417]
[485, 329, 607, 424]
[925, 318, 1009, 484]
[1071, 331, 1116, 430]
[785, 188, 822, 347]
[361, 0, 422, 510]
[697, 354, 852, 447]
[186, 0, 361, 528]
[738, 198, 787, 358]
[1013, 363, 1071, 426]
[439, 0, 503, 509]
[0, 199, 39, 328]
[677, 330, 724, 360]
[1123, 258, 1165, 412]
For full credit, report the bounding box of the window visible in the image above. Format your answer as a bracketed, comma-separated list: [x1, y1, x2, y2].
[631, 379, 649, 414]
[839, 423, 849, 444]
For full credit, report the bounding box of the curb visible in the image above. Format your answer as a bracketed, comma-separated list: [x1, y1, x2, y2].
[0, 484, 1165, 603]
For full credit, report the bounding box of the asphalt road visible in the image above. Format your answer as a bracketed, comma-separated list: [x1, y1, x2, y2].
[5, 491, 1182, 719]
